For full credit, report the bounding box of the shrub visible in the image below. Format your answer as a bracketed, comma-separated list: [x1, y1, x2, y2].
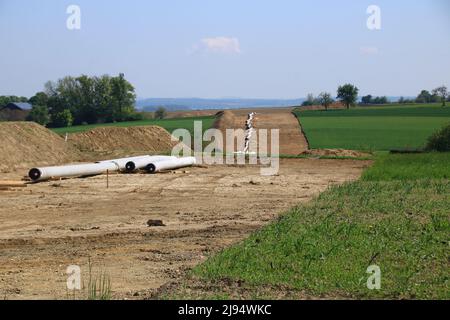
[26, 105, 50, 126]
[52, 109, 73, 128]
[154, 107, 167, 120]
[123, 112, 144, 121]
[425, 124, 450, 152]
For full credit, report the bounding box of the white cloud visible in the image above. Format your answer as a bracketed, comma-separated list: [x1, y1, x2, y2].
[360, 46, 379, 55]
[189, 37, 241, 55]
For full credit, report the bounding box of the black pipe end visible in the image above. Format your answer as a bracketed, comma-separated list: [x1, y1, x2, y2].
[28, 168, 42, 181]
[125, 161, 136, 172]
[146, 163, 156, 174]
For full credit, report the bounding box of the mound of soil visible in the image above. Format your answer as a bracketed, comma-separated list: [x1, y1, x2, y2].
[68, 126, 178, 154]
[212, 110, 236, 131]
[0, 122, 81, 172]
[300, 149, 371, 158]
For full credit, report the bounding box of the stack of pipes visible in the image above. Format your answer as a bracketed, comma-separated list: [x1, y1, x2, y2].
[28, 155, 196, 182]
[244, 112, 256, 153]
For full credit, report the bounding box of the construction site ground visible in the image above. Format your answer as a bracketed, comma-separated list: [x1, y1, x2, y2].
[0, 158, 370, 299]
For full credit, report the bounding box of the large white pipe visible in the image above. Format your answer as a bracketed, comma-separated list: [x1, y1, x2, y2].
[29, 155, 196, 181]
[125, 156, 176, 172]
[29, 162, 120, 182]
[145, 157, 196, 174]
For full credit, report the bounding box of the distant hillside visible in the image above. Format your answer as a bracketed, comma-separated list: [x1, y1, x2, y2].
[135, 98, 304, 112]
[135, 96, 415, 112]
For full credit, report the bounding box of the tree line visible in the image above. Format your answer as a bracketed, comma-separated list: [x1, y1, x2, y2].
[301, 84, 449, 110]
[0, 73, 140, 127]
[301, 84, 360, 110]
[0, 95, 29, 107]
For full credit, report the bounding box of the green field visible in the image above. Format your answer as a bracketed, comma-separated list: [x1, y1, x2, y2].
[362, 152, 450, 181]
[51, 116, 216, 136]
[295, 105, 450, 151]
[186, 152, 450, 299]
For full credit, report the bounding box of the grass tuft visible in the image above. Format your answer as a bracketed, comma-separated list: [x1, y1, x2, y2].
[87, 259, 112, 300]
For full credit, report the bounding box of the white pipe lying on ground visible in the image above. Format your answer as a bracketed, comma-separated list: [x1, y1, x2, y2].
[145, 157, 196, 174]
[29, 155, 197, 181]
[125, 156, 176, 172]
[29, 162, 120, 182]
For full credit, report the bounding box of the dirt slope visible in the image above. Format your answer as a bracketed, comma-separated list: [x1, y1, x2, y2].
[0, 122, 81, 172]
[68, 126, 178, 155]
[213, 108, 309, 155]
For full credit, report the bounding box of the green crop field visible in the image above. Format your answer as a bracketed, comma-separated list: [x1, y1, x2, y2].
[295, 104, 450, 151]
[361, 152, 450, 181]
[51, 116, 216, 136]
[183, 152, 450, 299]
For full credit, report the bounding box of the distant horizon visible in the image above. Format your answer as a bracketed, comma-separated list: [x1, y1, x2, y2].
[135, 95, 416, 100]
[133, 95, 420, 111]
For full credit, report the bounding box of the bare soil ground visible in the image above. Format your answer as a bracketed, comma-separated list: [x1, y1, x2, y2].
[0, 158, 370, 300]
[300, 149, 372, 158]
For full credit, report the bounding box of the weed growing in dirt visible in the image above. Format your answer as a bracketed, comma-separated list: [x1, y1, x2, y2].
[87, 259, 112, 300]
[65, 259, 112, 300]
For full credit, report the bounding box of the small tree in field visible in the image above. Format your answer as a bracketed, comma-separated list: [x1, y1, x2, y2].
[154, 107, 167, 120]
[337, 84, 359, 109]
[432, 86, 448, 107]
[318, 92, 334, 111]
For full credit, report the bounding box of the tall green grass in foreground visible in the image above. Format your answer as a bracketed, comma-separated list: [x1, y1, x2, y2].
[191, 153, 450, 299]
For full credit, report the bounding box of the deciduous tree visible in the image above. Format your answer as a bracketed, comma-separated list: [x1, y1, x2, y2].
[432, 86, 448, 107]
[154, 107, 167, 120]
[337, 84, 359, 109]
[318, 92, 334, 111]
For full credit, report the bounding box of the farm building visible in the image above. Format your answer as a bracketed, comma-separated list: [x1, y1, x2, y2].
[0, 102, 32, 121]
[2, 102, 32, 111]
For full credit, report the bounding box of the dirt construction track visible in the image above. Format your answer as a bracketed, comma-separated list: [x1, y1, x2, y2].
[214, 108, 309, 155]
[0, 159, 370, 299]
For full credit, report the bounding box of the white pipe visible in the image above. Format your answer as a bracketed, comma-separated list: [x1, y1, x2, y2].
[96, 155, 155, 170]
[29, 162, 120, 182]
[125, 156, 176, 172]
[145, 157, 196, 174]
[29, 155, 195, 181]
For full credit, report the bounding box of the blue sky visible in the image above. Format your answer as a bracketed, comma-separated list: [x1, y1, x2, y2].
[0, 0, 449, 99]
